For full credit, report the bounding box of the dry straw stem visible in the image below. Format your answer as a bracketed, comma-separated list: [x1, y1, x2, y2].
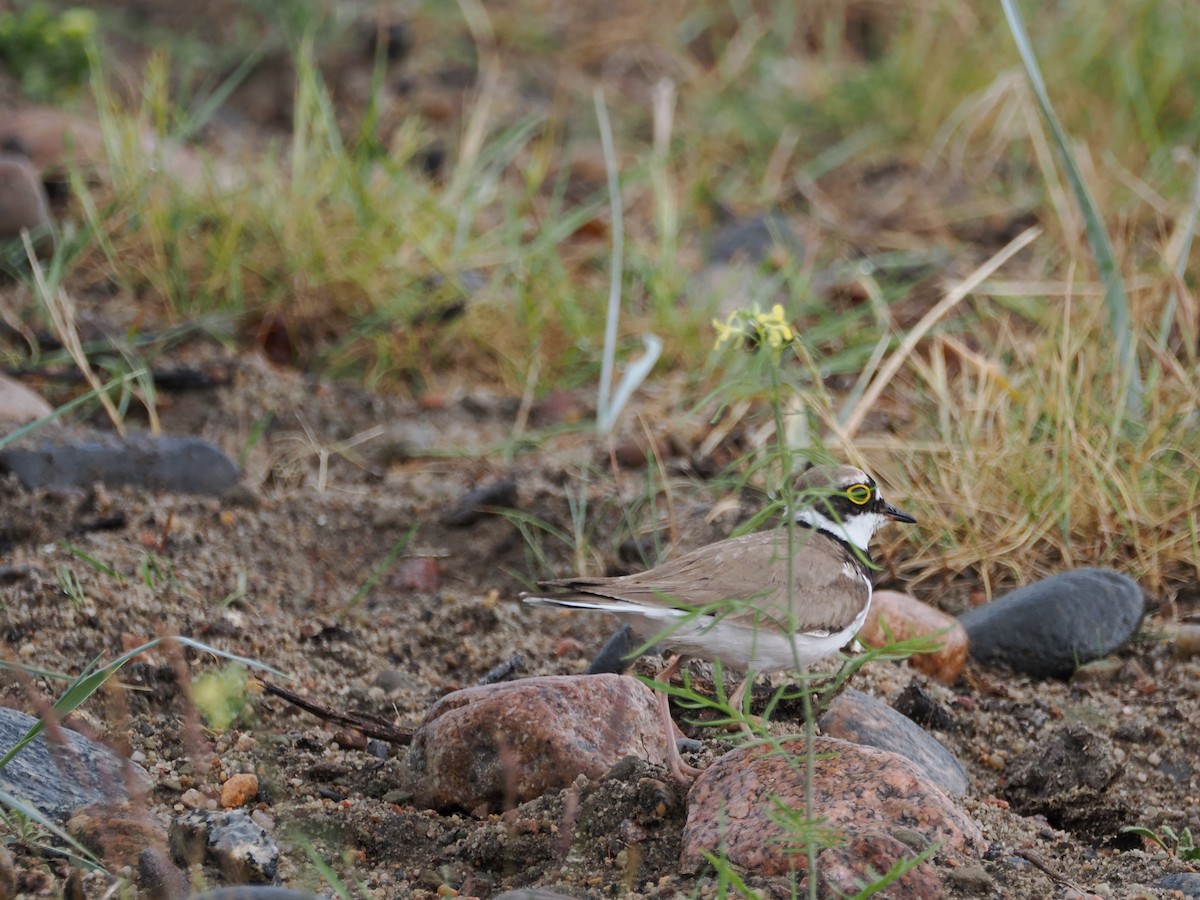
[21, 233, 137, 435]
[885, 285, 1200, 599]
[839, 224, 1042, 441]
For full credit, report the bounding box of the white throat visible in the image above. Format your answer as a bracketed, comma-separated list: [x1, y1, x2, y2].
[794, 508, 886, 552]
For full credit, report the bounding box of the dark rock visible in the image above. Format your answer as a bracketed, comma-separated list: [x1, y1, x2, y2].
[0, 433, 239, 496]
[169, 809, 279, 884]
[1155, 874, 1200, 898]
[405, 674, 669, 813]
[491, 892, 578, 900]
[442, 478, 519, 526]
[0, 706, 149, 821]
[681, 737, 984, 890]
[707, 213, 801, 266]
[586, 623, 637, 675]
[892, 679, 955, 731]
[958, 568, 1144, 677]
[1002, 722, 1127, 837]
[819, 689, 969, 797]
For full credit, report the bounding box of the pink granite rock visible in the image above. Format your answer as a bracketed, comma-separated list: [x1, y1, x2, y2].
[859, 590, 969, 684]
[681, 737, 984, 894]
[407, 674, 669, 813]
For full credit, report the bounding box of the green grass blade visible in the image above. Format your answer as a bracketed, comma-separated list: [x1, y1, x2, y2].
[0, 636, 289, 772]
[1000, 0, 1142, 420]
[0, 788, 106, 871]
[0, 369, 148, 451]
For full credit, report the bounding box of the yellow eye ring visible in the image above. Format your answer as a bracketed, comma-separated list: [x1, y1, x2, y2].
[846, 484, 872, 505]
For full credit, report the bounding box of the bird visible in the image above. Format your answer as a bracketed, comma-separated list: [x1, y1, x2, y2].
[522, 464, 916, 783]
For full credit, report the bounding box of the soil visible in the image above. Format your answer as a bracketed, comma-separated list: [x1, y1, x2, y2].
[1, 3, 1198, 898]
[0, 355, 1196, 899]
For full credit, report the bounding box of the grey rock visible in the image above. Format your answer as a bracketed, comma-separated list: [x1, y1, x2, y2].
[0, 705, 149, 821]
[0, 433, 239, 496]
[708, 213, 801, 265]
[491, 892, 578, 900]
[819, 689, 969, 797]
[957, 568, 1144, 678]
[170, 809, 279, 884]
[372, 668, 415, 693]
[944, 864, 994, 894]
[586, 623, 637, 675]
[0, 153, 52, 242]
[1156, 874, 1200, 898]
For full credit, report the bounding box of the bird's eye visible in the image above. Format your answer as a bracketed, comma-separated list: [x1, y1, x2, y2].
[846, 483, 872, 505]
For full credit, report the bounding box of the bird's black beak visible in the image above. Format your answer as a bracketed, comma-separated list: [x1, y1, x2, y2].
[884, 502, 916, 524]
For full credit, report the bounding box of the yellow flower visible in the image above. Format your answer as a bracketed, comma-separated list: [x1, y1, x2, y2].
[711, 312, 742, 350]
[713, 304, 796, 353]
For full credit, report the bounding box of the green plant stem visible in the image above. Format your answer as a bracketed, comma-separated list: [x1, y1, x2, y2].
[1000, 0, 1143, 422]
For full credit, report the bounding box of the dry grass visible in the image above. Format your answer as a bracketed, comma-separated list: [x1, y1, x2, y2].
[10, 0, 1200, 599]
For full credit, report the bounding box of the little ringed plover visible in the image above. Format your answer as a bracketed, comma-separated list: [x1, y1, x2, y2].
[523, 464, 915, 783]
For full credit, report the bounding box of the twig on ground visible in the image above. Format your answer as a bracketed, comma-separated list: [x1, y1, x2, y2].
[258, 677, 413, 745]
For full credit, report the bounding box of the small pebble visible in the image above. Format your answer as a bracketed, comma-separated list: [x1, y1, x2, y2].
[220, 773, 260, 809]
[1173, 624, 1200, 658]
[180, 788, 209, 809]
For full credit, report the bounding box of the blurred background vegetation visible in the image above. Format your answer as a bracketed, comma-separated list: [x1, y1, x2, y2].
[1, 0, 1198, 597]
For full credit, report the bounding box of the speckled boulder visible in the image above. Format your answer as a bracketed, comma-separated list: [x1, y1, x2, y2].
[820, 689, 969, 797]
[681, 737, 984, 892]
[406, 674, 669, 813]
[169, 809, 278, 884]
[859, 591, 969, 684]
[958, 568, 1144, 678]
[0, 706, 149, 821]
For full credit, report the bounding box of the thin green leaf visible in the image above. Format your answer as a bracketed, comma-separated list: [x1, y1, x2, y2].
[1000, 0, 1142, 421]
[0, 788, 106, 871]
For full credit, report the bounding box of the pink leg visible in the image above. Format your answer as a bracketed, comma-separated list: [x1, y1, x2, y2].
[655, 655, 702, 784]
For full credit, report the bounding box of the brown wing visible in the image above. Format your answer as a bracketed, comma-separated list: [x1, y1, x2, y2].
[541, 529, 870, 633]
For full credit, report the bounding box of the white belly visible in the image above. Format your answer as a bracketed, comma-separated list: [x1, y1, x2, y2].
[617, 594, 873, 674]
